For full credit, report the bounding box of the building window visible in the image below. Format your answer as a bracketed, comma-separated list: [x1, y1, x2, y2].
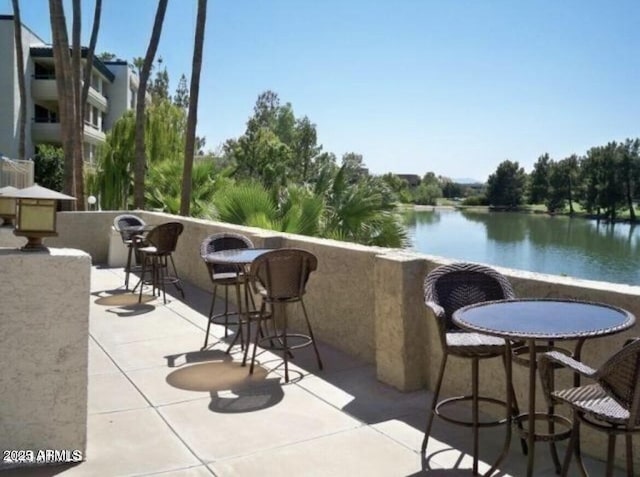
[34, 62, 55, 79]
[34, 104, 58, 123]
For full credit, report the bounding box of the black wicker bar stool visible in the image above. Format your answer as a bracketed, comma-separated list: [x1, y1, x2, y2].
[248, 248, 323, 383]
[421, 262, 523, 475]
[137, 222, 185, 304]
[113, 214, 147, 290]
[540, 337, 640, 477]
[200, 233, 255, 351]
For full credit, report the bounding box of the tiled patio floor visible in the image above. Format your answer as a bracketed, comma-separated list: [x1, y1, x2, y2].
[9, 266, 620, 476]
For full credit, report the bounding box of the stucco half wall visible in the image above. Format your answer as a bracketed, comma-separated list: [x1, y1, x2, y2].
[22, 210, 640, 467]
[0, 247, 90, 463]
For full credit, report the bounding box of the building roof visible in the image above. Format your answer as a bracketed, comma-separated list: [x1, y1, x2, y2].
[30, 46, 115, 82]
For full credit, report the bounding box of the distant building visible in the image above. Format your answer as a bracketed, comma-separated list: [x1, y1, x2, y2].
[0, 15, 139, 166]
[396, 174, 421, 187]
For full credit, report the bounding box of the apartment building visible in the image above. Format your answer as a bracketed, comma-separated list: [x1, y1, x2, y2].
[0, 15, 139, 165]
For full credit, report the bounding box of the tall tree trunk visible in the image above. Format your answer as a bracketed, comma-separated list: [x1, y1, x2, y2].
[71, 0, 84, 209]
[134, 0, 169, 209]
[81, 0, 101, 114]
[180, 0, 207, 216]
[11, 0, 26, 160]
[49, 0, 75, 202]
[79, 0, 102, 206]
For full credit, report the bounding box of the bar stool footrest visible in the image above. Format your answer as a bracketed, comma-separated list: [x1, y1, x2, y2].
[435, 395, 511, 428]
[257, 333, 313, 352]
[513, 412, 572, 442]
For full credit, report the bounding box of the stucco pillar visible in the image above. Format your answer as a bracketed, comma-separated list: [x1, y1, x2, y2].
[374, 253, 428, 391]
[0, 248, 90, 466]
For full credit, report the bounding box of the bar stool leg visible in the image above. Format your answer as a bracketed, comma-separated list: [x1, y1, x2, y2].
[472, 357, 479, 475]
[300, 299, 323, 370]
[626, 434, 634, 476]
[125, 244, 133, 290]
[249, 302, 267, 375]
[421, 354, 448, 453]
[138, 252, 148, 303]
[202, 284, 217, 350]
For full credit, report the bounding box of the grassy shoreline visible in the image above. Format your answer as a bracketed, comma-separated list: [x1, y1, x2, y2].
[399, 201, 639, 223]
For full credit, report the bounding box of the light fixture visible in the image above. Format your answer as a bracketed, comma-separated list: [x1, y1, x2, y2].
[87, 195, 97, 210]
[10, 184, 76, 251]
[0, 185, 18, 226]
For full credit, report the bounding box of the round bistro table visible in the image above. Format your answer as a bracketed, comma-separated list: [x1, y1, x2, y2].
[204, 248, 273, 364]
[453, 298, 635, 477]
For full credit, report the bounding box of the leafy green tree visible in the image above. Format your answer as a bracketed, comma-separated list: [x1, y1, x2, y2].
[97, 51, 116, 61]
[528, 153, 551, 204]
[147, 157, 216, 217]
[411, 183, 440, 205]
[620, 138, 640, 221]
[545, 161, 567, 213]
[33, 145, 64, 192]
[580, 143, 625, 220]
[559, 155, 579, 214]
[173, 74, 189, 109]
[149, 58, 170, 102]
[293, 116, 321, 182]
[341, 152, 368, 183]
[486, 160, 526, 208]
[95, 99, 186, 209]
[440, 177, 463, 199]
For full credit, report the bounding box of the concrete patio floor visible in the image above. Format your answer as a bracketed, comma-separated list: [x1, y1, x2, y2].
[9, 266, 621, 477]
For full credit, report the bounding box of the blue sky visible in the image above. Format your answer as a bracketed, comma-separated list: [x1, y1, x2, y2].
[4, 0, 639, 181]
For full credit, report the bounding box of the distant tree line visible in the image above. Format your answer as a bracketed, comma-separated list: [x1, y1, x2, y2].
[484, 139, 640, 221]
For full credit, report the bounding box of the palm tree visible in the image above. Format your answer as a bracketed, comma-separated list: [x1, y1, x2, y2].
[81, 0, 102, 130]
[134, 0, 169, 209]
[11, 0, 26, 160]
[71, 0, 84, 207]
[180, 0, 208, 216]
[49, 0, 76, 202]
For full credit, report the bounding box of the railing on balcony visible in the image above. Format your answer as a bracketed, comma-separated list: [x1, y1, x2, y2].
[0, 156, 34, 188]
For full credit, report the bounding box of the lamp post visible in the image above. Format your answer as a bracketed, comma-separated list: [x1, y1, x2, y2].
[87, 195, 97, 210]
[0, 185, 18, 226]
[10, 184, 76, 251]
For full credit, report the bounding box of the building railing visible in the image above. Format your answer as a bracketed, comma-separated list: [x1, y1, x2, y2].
[0, 156, 34, 188]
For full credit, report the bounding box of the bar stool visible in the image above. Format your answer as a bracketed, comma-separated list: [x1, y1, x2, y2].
[200, 233, 254, 351]
[138, 222, 185, 304]
[113, 214, 146, 290]
[421, 262, 523, 475]
[248, 248, 323, 383]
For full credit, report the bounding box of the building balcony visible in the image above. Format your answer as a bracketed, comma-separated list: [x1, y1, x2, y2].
[31, 119, 61, 143]
[0, 212, 637, 475]
[31, 120, 106, 145]
[31, 78, 108, 111]
[30, 77, 58, 101]
[82, 122, 106, 144]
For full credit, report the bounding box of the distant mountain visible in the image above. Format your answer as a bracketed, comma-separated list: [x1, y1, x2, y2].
[453, 177, 483, 184]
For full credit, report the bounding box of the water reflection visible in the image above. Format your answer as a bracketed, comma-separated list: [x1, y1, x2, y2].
[406, 209, 640, 285]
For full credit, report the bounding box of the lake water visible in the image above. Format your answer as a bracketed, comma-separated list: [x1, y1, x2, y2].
[404, 208, 640, 286]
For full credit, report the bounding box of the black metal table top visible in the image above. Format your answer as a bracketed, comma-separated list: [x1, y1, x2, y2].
[204, 248, 273, 265]
[453, 298, 635, 340]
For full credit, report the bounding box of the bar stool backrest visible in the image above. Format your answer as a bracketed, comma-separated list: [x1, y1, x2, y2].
[424, 262, 515, 334]
[596, 337, 640, 426]
[113, 214, 145, 242]
[250, 248, 317, 302]
[200, 233, 253, 276]
[146, 222, 183, 254]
